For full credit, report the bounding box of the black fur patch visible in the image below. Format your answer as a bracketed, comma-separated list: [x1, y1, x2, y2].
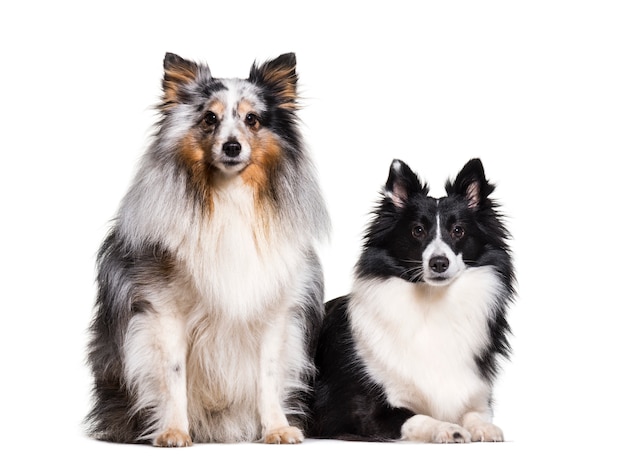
[86, 231, 175, 441]
[307, 297, 414, 441]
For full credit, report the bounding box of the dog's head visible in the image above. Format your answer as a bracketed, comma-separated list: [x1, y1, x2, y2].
[158, 52, 300, 183]
[361, 158, 500, 286]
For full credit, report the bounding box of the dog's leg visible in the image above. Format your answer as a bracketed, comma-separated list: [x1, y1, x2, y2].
[401, 414, 471, 443]
[257, 308, 304, 444]
[461, 411, 504, 442]
[124, 311, 191, 447]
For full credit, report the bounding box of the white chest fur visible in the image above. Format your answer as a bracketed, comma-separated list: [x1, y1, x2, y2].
[349, 267, 503, 422]
[178, 180, 304, 319]
[174, 180, 311, 441]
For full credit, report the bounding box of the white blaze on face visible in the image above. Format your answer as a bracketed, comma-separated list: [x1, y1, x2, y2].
[211, 81, 265, 174]
[422, 213, 465, 286]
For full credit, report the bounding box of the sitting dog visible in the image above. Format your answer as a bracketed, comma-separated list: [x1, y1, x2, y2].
[86, 52, 330, 446]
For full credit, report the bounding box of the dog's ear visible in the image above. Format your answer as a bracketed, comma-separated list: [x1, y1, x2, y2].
[385, 159, 428, 208]
[446, 158, 495, 210]
[248, 53, 298, 110]
[162, 52, 202, 107]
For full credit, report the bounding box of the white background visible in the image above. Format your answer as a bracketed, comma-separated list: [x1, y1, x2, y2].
[1, 1, 625, 462]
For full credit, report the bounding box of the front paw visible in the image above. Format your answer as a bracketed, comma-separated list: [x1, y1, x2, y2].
[154, 428, 192, 447]
[401, 415, 470, 443]
[467, 422, 504, 442]
[264, 426, 304, 444]
[432, 423, 471, 444]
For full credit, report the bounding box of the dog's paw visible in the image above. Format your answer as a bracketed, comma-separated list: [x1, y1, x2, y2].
[432, 423, 471, 444]
[264, 426, 304, 444]
[467, 422, 504, 442]
[154, 428, 192, 447]
[402, 415, 471, 444]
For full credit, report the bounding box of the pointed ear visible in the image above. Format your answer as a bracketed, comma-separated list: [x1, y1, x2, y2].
[446, 158, 495, 210]
[162, 52, 202, 106]
[384, 159, 428, 208]
[248, 53, 298, 110]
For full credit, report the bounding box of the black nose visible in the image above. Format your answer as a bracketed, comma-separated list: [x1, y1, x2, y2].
[223, 141, 242, 158]
[429, 256, 449, 273]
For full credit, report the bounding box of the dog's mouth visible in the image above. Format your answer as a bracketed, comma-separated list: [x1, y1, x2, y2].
[222, 159, 244, 167]
[424, 275, 454, 287]
[214, 157, 250, 174]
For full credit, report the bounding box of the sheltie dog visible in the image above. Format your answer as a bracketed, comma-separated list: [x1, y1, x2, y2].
[86, 52, 330, 446]
[309, 158, 515, 443]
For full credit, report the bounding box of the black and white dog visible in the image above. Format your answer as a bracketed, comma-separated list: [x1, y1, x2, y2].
[309, 158, 515, 443]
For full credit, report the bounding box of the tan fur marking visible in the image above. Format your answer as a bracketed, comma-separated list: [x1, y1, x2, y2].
[241, 133, 282, 218]
[179, 133, 214, 212]
[232, 132, 282, 243]
[241, 132, 282, 197]
[237, 100, 260, 129]
[238, 100, 255, 116]
[208, 100, 225, 117]
[165, 68, 197, 84]
[260, 68, 297, 110]
[180, 133, 205, 165]
[162, 60, 199, 105]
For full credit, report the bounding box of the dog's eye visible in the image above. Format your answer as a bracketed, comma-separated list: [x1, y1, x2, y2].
[203, 111, 218, 126]
[412, 225, 426, 240]
[451, 226, 465, 239]
[245, 113, 259, 128]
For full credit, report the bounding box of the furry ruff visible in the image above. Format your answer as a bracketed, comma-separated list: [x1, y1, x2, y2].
[86, 52, 330, 446]
[308, 158, 515, 443]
